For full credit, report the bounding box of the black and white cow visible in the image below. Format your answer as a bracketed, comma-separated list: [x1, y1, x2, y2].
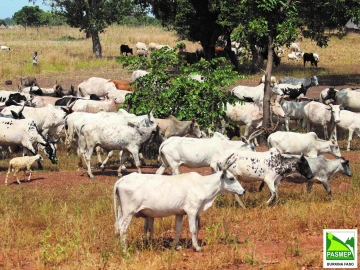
[279, 75, 319, 93]
[303, 53, 318, 67]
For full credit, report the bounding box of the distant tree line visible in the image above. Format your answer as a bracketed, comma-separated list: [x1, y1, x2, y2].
[1, 5, 159, 28]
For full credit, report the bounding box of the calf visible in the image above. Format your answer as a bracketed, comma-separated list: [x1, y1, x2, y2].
[303, 53, 318, 67]
[267, 131, 342, 157]
[120, 44, 133, 56]
[217, 148, 312, 205]
[155, 116, 202, 139]
[281, 156, 351, 199]
[114, 154, 245, 252]
[5, 154, 43, 185]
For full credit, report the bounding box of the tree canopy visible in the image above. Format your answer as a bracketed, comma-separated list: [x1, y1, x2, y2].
[13, 6, 49, 28]
[118, 47, 242, 130]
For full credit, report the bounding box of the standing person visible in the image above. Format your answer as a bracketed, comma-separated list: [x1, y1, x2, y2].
[32, 51, 38, 66]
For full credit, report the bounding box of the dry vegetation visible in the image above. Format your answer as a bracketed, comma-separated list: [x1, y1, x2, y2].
[0, 25, 360, 269]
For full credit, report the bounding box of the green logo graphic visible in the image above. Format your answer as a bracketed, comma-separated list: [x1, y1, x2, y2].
[326, 232, 355, 260]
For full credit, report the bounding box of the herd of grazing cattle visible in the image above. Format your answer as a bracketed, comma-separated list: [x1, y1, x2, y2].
[0, 69, 358, 252]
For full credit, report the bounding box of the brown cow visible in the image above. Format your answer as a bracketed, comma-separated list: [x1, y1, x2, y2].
[108, 79, 135, 91]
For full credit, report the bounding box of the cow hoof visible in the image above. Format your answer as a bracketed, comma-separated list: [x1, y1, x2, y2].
[88, 174, 95, 179]
[117, 172, 123, 177]
[194, 247, 202, 252]
[101, 166, 105, 171]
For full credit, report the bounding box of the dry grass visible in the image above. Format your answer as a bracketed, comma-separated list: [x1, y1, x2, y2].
[0, 25, 359, 269]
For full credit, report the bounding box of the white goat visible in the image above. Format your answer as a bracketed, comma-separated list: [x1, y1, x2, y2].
[5, 154, 43, 185]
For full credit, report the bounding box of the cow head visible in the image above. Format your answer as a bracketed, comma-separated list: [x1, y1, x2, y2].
[296, 154, 313, 179]
[270, 99, 286, 118]
[311, 76, 319, 86]
[217, 154, 245, 196]
[39, 141, 58, 164]
[340, 158, 352, 177]
[327, 104, 342, 123]
[329, 138, 342, 158]
[271, 84, 284, 96]
[190, 119, 202, 138]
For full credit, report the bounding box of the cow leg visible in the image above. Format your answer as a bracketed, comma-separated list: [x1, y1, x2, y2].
[346, 129, 354, 151]
[27, 166, 32, 181]
[323, 124, 329, 140]
[127, 147, 141, 174]
[14, 169, 21, 184]
[83, 148, 95, 179]
[95, 146, 103, 166]
[100, 150, 114, 171]
[117, 150, 129, 177]
[306, 182, 314, 194]
[174, 214, 183, 250]
[5, 165, 11, 185]
[143, 217, 154, 241]
[188, 213, 201, 251]
[264, 177, 277, 205]
[285, 117, 290, 132]
[139, 153, 146, 166]
[118, 214, 134, 252]
[321, 181, 333, 200]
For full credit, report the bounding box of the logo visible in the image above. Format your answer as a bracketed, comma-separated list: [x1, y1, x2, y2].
[323, 229, 357, 268]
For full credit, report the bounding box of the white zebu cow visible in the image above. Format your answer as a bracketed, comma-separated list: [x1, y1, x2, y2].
[155, 115, 202, 139]
[131, 70, 150, 82]
[77, 77, 117, 97]
[267, 131, 342, 157]
[114, 155, 245, 252]
[135, 42, 148, 52]
[225, 98, 286, 145]
[231, 83, 283, 102]
[78, 121, 159, 179]
[29, 96, 60, 108]
[107, 89, 132, 104]
[1, 104, 71, 140]
[217, 148, 313, 205]
[336, 110, 360, 151]
[156, 132, 257, 175]
[0, 118, 58, 165]
[70, 98, 118, 113]
[280, 100, 309, 130]
[303, 102, 342, 140]
[335, 88, 360, 112]
[281, 156, 352, 199]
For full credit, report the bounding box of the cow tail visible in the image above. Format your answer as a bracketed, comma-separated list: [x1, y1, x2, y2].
[78, 87, 83, 97]
[113, 180, 122, 235]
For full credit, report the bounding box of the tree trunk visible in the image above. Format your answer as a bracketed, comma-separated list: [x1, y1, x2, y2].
[225, 35, 241, 72]
[262, 35, 274, 129]
[250, 46, 264, 74]
[91, 31, 102, 58]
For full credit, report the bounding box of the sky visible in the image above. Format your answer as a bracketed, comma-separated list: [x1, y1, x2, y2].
[0, 0, 51, 19]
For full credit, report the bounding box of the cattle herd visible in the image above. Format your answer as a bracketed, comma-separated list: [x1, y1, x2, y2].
[0, 60, 358, 252]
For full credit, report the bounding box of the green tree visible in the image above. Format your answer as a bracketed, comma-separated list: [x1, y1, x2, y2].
[30, 0, 133, 58]
[13, 6, 47, 28]
[118, 47, 242, 130]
